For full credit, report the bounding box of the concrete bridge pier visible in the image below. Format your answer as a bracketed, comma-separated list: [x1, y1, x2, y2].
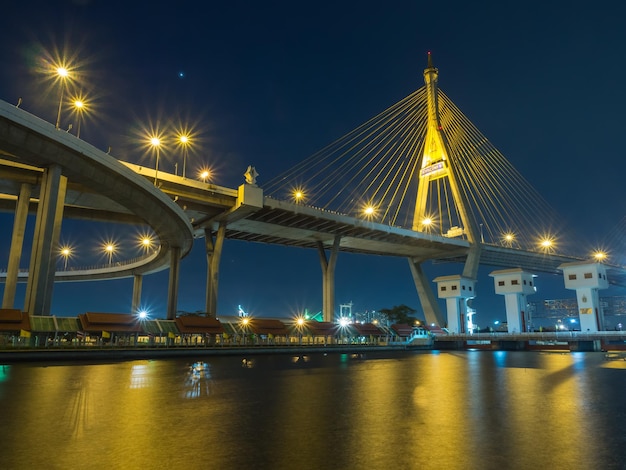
[2, 183, 31, 309]
[489, 268, 536, 333]
[205, 223, 226, 317]
[559, 261, 609, 332]
[24, 165, 67, 316]
[318, 236, 340, 322]
[131, 274, 143, 314]
[166, 246, 181, 320]
[433, 275, 476, 333]
[408, 258, 444, 327]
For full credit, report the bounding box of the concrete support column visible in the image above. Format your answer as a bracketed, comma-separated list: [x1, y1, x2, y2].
[574, 287, 603, 332]
[24, 166, 67, 316]
[462, 244, 482, 280]
[408, 258, 444, 326]
[490, 269, 537, 333]
[2, 183, 32, 309]
[444, 297, 468, 334]
[433, 275, 476, 333]
[318, 236, 340, 322]
[166, 246, 181, 320]
[559, 261, 609, 333]
[205, 223, 226, 316]
[131, 274, 143, 314]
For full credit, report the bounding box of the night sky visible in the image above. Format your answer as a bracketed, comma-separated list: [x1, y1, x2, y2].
[1, 1, 625, 325]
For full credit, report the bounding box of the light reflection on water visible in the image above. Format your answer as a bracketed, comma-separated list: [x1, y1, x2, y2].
[0, 351, 624, 469]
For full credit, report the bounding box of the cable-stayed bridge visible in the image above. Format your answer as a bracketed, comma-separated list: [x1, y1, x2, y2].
[1, 54, 624, 332]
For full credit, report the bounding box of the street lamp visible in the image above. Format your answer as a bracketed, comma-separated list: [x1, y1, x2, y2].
[149, 136, 162, 186]
[72, 98, 85, 138]
[104, 242, 116, 266]
[502, 232, 515, 247]
[140, 236, 153, 251]
[363, 204, 376, 220]
[177, 133, 191, 178]
[421, 217, 433, 232]
[539, 235, 555, 253]
[59, 246, 71, 270]
[593, 251, 607, 262]
[55, 67, 69, 129]
[199, 168, 211, 183]
[293, 189, 305, 203]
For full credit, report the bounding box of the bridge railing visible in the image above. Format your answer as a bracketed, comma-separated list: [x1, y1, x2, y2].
[436, 331, 626, 341]
[0, 251, 158, 276]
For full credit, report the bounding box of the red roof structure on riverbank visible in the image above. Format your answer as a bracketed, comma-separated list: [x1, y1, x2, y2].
[0, 308, 30, 332]
[391, 323, 413, 337]
[351, 322, 385, 336]
[175, 316, 225, 334]
[246, 319, 289, 336]
[78, 312, 142, 333]
[304, 321, 338, 336]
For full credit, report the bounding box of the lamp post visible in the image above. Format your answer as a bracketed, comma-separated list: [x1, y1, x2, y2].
[55, 67, 69, 129]
[293, 190, 304, 204]
[139, 235, 154, 253]
[503, 232, 514, 247]
[200, 169, 210, 183]
[178, 134, 190, 178]
[593, 251, 607, 262]
[73, 99, 84, 138]
[539, 237, 554, 253]
[149, 136, 162, 187]
[104, 243, 116, 266]
[60, 246, 71, 270]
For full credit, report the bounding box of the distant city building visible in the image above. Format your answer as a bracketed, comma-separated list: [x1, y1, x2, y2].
[529, 295, 626, 329]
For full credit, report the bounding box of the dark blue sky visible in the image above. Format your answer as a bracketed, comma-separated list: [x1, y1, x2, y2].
[1, 1, 625, 325]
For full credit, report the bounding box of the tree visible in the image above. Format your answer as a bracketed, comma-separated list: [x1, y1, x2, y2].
[379, 304, 419, 325]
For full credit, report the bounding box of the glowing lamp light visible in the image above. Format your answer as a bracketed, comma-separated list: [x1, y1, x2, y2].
[177, 133, 191, 178]
[59, 246, 72, 270]
[199, 169, 211, 183]
[54, 66, 71, 129]
[339, 317, 350, 327]
[296, 317, 305, 326]
[593, 251, 607, 261]
[138, 310, 148, 320]
[103, 242, 117, 266]
[539, 236, 555, 251]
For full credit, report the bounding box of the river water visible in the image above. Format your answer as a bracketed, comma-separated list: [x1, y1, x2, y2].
[0, 350, 625, 470]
